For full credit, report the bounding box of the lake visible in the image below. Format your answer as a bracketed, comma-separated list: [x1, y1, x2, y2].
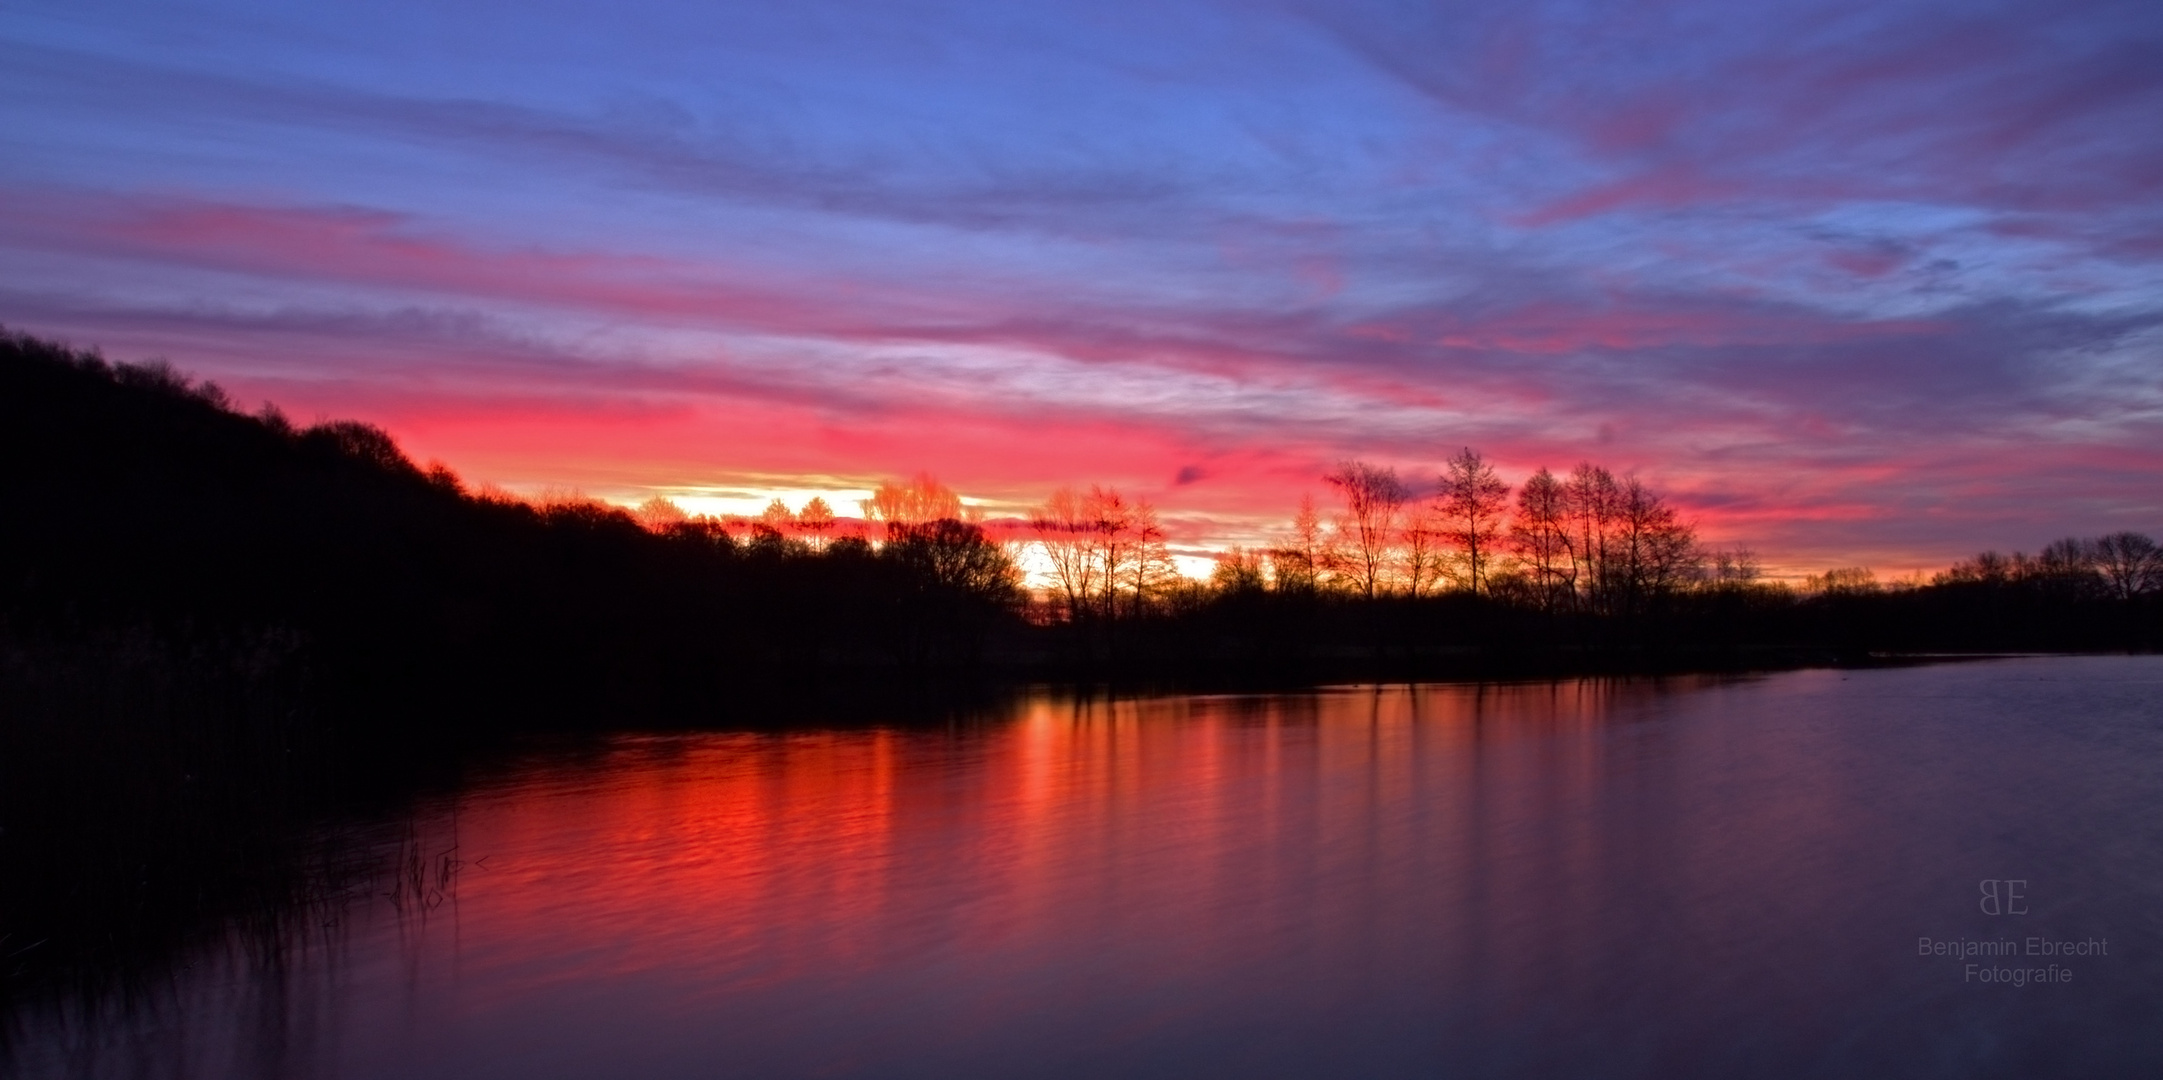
[9, 656, 2162, 1078]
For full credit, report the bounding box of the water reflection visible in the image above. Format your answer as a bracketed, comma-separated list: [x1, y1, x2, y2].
[11, 659, 2163, 1078]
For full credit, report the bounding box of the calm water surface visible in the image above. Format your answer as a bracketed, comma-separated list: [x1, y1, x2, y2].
[13, 656, 2163, 1078]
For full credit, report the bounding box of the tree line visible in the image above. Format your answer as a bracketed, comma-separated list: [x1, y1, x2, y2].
[714, 450, 1713, 630]
[656, 443, 2163, 668]
[6, 325, 2160, 708]
[1207, 452, 1708, 620]
[0, 331, 1035, 729]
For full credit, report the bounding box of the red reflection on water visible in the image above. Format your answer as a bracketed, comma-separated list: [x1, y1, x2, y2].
[27, 663, 2159, 1079]
[426, 683, 1672, 1022]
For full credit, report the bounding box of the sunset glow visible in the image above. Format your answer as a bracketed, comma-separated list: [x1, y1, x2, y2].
[3, 0, 2158, 576]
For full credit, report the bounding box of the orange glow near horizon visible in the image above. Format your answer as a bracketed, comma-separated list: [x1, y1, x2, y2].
[185, 367, 1993, 583]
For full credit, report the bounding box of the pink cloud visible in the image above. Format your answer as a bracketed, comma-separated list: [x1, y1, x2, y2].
[5, 166, 2155, 576]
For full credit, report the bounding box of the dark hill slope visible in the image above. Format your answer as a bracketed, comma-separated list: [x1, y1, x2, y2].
[0, 330, 1000, 728]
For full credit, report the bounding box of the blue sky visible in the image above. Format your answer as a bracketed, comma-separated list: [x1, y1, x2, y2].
[3, 0, 2160, 572]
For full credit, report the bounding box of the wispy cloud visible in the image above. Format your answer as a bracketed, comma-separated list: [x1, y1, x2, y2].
[2, 0, 2158, 569]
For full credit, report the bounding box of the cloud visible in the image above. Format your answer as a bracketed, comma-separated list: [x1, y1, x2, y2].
[3, 0, 2159, 569]
[0, 37, 1211, 244]
[1307, 0, 2163, 223]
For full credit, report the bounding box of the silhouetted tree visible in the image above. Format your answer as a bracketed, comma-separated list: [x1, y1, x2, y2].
[1804, 567, 1880, 595]
[1510, 467, 1574, 610]
[1609, 476, 1700, 620]
[1401, 500, 1448, 598]
[761, 497, 797, 535]
[2092, 531, 2160, 600]
[1324, 461, 1407, 599]
[302, 420, 418, 475]
[1211, 547, 1268, 593]
[798, 496, 836, 551]
[863, 473, 966, 538]
[1031, 486, 1103, 623]
[883, 519, 1021, 601]
[1704, 548, 1762, 589]
[1087, 486, 1142, 621]
[1438, 448, 1511, 595]
[635, 497, 689, 533]
[1564, 463, 1622, 614]
[2034, 536, 2107, 603]
[1268, 494, 1331, 595]
[1119, 501, 1178, 620]
[1937, 551, 2013, 586]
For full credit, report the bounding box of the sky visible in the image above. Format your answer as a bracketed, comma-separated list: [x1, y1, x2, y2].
[3, 0, 2160, 576]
